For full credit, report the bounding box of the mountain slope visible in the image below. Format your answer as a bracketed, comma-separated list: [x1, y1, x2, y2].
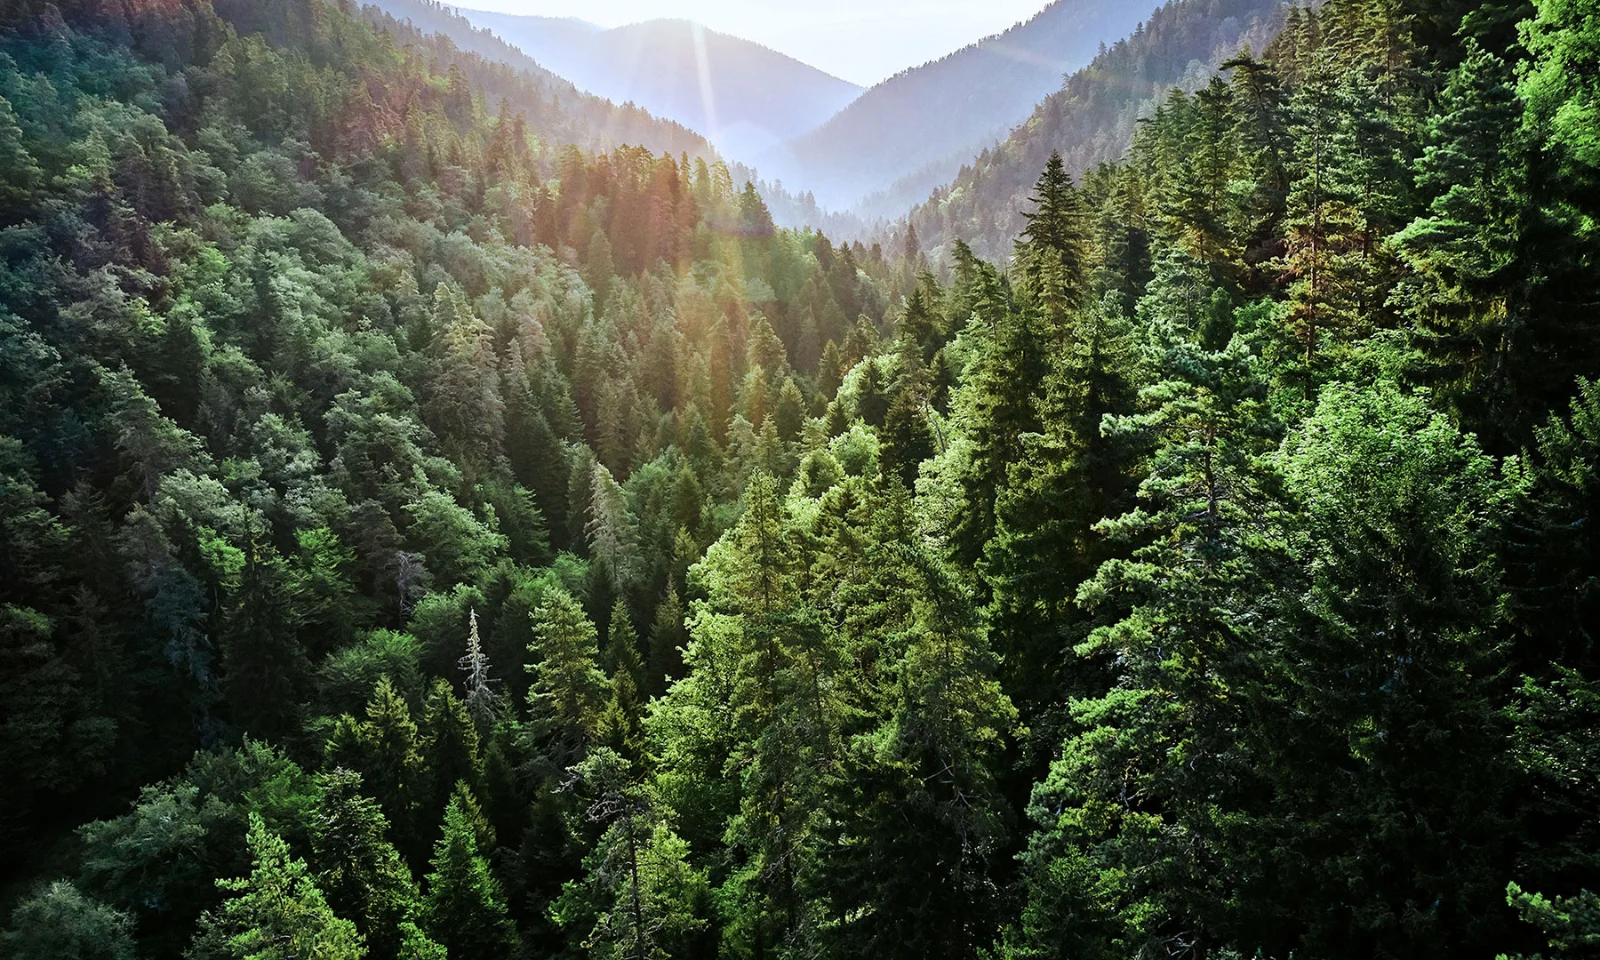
[450, 11, 864, 163]
[363, 0, 868, 235]
[907, 0, 1295, 261]
[360, 0, 714, 159]
[763, 0, 1169, 213]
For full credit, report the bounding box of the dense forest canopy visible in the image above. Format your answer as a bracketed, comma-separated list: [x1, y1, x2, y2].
[0, 0, 1597, 959]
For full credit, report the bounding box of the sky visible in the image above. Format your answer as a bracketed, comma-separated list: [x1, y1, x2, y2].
[453, 1, 1056, 86]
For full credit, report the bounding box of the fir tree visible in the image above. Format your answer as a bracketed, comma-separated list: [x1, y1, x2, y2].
[422, 794, 519, 960]
[310, 769, 423, 960]
[189, 814, 365, 960]
[527, 589, 609, 764]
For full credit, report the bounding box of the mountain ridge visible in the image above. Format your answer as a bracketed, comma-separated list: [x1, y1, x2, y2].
[449, 8, 864, 164]
[760, 0, 1168, 212]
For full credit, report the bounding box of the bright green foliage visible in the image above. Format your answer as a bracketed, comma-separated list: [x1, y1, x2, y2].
[1258, 382, 1513, 956]
[3, 2, 1600, 959]
[397, 923, 448, 960]
[188, 814, 365, 960]
[422, 793, 519, 960]
[1517, 0, 1600, 175]
[554, 748, 713, 960]
[1502, 883, 1600, 959]
[325, 678, 428, 863]
[528, 589, 610, 763]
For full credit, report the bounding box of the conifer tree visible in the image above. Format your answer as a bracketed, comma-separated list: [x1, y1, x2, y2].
[647, 586, 687, 694]
[879, 384, 934, 489]
[1016, 151, 1092, 332]
[310, 769, 424, 960]
[943, 280, 1047, 570]
[325, 678, 427, 865]
[528, 589, 609, 764]
[189, 814, 365, 960]
[600, 599, 647, 758]
[554, 748, 711, 960]
[0, 882, 137, 960]
[1010, 324, 1283, 959]
[422, 794, 519, 960]
[985, 296, 1140, 717]
[421, 678, 485, 819]
[0, 94, 40, 218]
[458, 608, 499, 726]
[829, 486, 1017, 960]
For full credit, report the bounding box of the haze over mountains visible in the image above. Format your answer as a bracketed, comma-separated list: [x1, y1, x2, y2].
[439, 0, 1168, 216]
[446, 11, 864, 163]
[761, 0, 1169, 213]
[909, 0, 1296, 260]
[382, 0, 1293, 242]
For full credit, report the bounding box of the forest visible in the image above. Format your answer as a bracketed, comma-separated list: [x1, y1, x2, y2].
[0, 0, 1597, 958]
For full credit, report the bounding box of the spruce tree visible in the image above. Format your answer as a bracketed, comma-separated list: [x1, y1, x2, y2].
[527, 589, 609, 763]
[310, 769, 423, 960]
[1016, 151, 1092, 332]
[422, 794, 519, 960]
[189, 814, 365, 960]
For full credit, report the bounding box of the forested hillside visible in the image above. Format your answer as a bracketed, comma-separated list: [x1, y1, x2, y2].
[765, 0, 1166, 214]
[364, 0, 713, 160]
[365, 0, 865, 237]
[2, 1, 1599, 960]
[907, 0, 1292, 260]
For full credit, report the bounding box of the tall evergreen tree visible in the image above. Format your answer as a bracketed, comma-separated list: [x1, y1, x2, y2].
[189, 814, 365, 960]
[422, 793, 519, 960]
[527, 589, 609, 764]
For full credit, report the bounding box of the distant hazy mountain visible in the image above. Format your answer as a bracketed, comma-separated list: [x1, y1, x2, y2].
[361, 0, 714, 160]
[761, 0, 1168, 213]
[449, 11, 864, 164]
[906, 0, 1295, 263]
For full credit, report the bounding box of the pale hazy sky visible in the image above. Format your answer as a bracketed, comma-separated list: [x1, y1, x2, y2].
[456, 1, 1056, 86]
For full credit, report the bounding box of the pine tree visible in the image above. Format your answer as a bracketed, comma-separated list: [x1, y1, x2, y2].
[458, 608, 499, 726]
[647, 586, 687, 695]
[984, 297, 1140, 718]
[943, 277, 1047, 570]
[325, 677, 427, 865]
[600, 600, 647, 758]
[554, 748, 711, 960]
[879, 384, 934, 489]
[828, 486, 1017, 960]
[588, 461, 642, 604]
[0, 882, 137, 960]
[220, 534, 308, 740]
[1277, 65, 1365, 382]
[1015, 152, 1092, 332]
[426, 284, 505, 464]
[1010, 324, 1283, 959]
[1394, 38, 1597, 448]
[421, 678, 485, 821]
[0, 94, 40, 218]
